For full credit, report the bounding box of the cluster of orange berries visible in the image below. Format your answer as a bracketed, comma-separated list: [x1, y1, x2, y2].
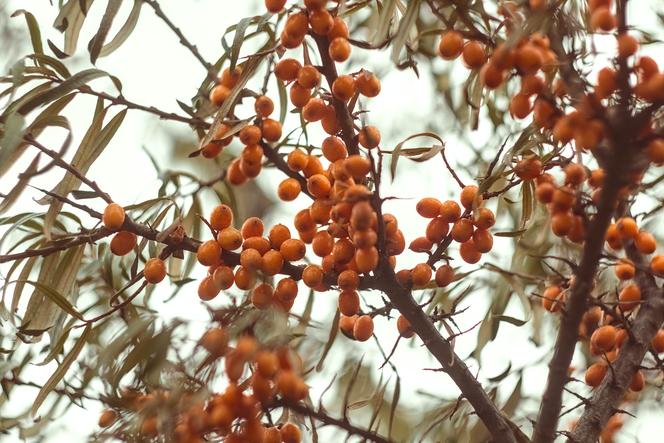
[103, 203, 167, 284]
[98, 328, 305, 443]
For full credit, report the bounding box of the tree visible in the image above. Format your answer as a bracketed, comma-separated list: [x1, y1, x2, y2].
[1, 0, 663, 441]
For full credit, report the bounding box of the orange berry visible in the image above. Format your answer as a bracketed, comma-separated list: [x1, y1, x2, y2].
[411, 263, 432, 287]
[261, 118, 282, 142]
[451, 218, 474, 243]
[521, 75, 545, 96]
[209, 84, 231, 106]
[515, 44, 543, 75]
[438, 31, 464, 60]
[460, 185, 480, 209]
[255, 95, 274, 117]
[651, 255, 664, 275]
[397, 315, 415, 338]
[585, 362, 607, 387]
[358, 126, 381, 149]
[591, 325, 617, 355]
[344, 155, 371, 179]
[239, 125, 262, 145]
[210, 204, 233, 231]
[280, 422, 302, 443]
[329, 37, 351, 62]
[290, 83, 312, 108]
[353, 315, 374, 341]
[98, 409, 117, 428]
[462, 41, 486, 69]
[269, 224, 291, 249]
[197, 240, 221, 266]
[647, 139, 664, 165]
[552, 186, 575, 211]
[212, 265, 234, 290]
[541, 285, 564, 312]
[307, 174, 331, 198]
[635, 231, 656, 254]
[217, 227, 243, 250]
[337, 269, 359, 291]
[630, 370, 645, 391]
[435, 265, 454, 287]
[219, 66, 242, 88]
[617, 34, 639, 59]
[328, 17, 349, 40]
[228, 158, 248, 186]
[472, 229, 493, 253]
[240, 248, 263, 271]
[439, 200, 461, 223]
[416, 197, 442, 218]
[302, 264, 324, 288]
[535, 182, 555, 204]
[473, 207, 495, 229]
[355, 247, 378, 273]
[332, 75, 356, 101]
[459, 239, 482, 264]
[652, 330, 664, 353]
[425, 217, 449, 243]
[564, 163, 587, 186]
[355, 70, 381, 97]
[409, 236, 433, 253]
[200, 327, 229, 356]
[312, 230, 334, 257]
[275, 58, 302, 82]
[275, 277, 298, 303]
[280, 238, 306, 261]
[297, 65, 321, 89]
[103, 203, 126, 231]
[616, 217, 638, 239]
[615, 260, 635, 280]
[284, 12, 308, 39]
[590, 7, 616, 31]
[510, 94, 532, 119]
[515, 157, 542, 180]
[241, 217, 264, 239]
[338, 290, 360, 316]
[198, 275, 220, 300]
[287, 149, 309, 172]
[551, 212, 573, 237]
[322, 136, 348, 162]
[234, 266, 256, 290]
[619, 283, 641, 311]
[261, 250, 283, 276]
[278, 178, 302, 201]
[309, 8, 334, 35]
[302, 97, 326, 122]
[110, 231, 137, 256]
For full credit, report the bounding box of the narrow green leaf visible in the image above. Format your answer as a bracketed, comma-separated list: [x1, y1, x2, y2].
[315, 308, 340, 371]
[99, 0, 142, 57]
[11, 10, 43, 55]
[88, 0, 122, 63]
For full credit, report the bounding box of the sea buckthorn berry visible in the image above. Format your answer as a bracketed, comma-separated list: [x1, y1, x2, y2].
[294, 208, 315, 231]
[591, 325, 617, 355]
[616, 217, 638, 239]
[309, 8, 334, 35]
[358, 126, 381, 149]
[278, 178, 302, 201]
[596, 67, 617, 99]
[290, 83, 312, 108]
[541, 285, 563, 312]
[307, 174, 331, 198]
[217, 227, 243, 250]
[287, 149, 309, 172]
[228, 159, 247, 185]
[533, 98, 556, 129]
[462, 41, 486, 69]
[261, 118, 282, 142]
[535, 182, 555, 203]
[551, 212, 573, 236]
[355, 247, 379, 273]
[302, 98, 326, 122]
[395, 269, 412, 286]
[332, 75, 356, 101]
[234, 266, 256, 290]
[312, 230, 334, 257]
[590, 7, 616, 31]
[615, 260, 635, 280]
[651, 255, 664, 275]
[585, 362, 607, 388]
[353, 229, 377, 249]
[210, 204, 233, 231]
[473, 207, 496, 230]
[329, 37, 351, 62]
[652, 330, 664, 353]
[269, 224, 291, 249]
[255, 95, 274, 118]
[302, 264, 324, 288]
[439, 200, 461, 223]
[416, 197, 442, 218]
[240, 248, 263, 271]
[344, 155, 371, 179]
[213, 265, 234, 290]
[435, 265, 454, 287]
[521, 75, 544, 96]
[110, 231, 137, 256]
[338, 290, 360, 316]
[509, 94, 532, 119]
[220, 66, 242, 88]
[397, 315, 415, 338]
[297, 65, 321, 89]
[275, 58, 302, 82]
[262, 250, 284, 276]
[98, 409, 117, 428]
[303, 155, 324, 178]
[340, 315, 358, 337]
[481, 63, 504, 89]
[311, 199, 333, 224]
[387, 230, 406, 255]
[630, 370, 645, 392]
[275, 278, 298, 302]
[350, 201, 374, 231]
[460, 185, 480, 209]
[472, 229, 493, 253]
[280, 422, 302, 443]
[552, 186, 575, 211]
[241, 217, 264, 239]
[103, 203, 125, 231]
[619, 283, 641, 312]
[198, 275, 220, 300]
[338, 269, 359, 291]
[438, 31, 464, 60]
[304, 0, 327, 8]
[563, 163, 586, 186]
[356, 70, 381, 97]
[328, 16, 349, 40]
[239, 125, 262, 145]
[515, 44, 543, 75]
[515, 157, 542, 180]
[198, 240, 222, 266]
[322, 136, 348, 162]
[209, 84, 230, 106]
[200, 327, 229, 356]
[353, 315, 374, 341]
[411, 263, 432, 287]
[284, 12, 308, 39]
[459, 239, 482, 264]
[635, 231, 656, 254]
[321, 105, 341, 134]
[143, 257, 166, 284]
[451, 219, 474, 243]
[426, 217, 449, 243]
[647, 139, 664, 165]
[617, 34, 639, 59]
[280, 238, 306, 261]
[409, 236, 433, 253]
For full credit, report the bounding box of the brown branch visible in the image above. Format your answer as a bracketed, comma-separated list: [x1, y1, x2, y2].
[570, 243, 663, 442]
[274, 400, 393, 443]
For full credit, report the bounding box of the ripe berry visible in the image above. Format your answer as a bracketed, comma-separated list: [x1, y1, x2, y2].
[278, 178, 302, 201]
[322, 136, 348, 162]
[355, 247, 378, 273]
[212, 266, 234, 290]
[435, 265, 454, 287]
[328, 17, 349, 40]
[198, 240, 222, 266]
[416, 197, 442, 218]
[275, 58, 302, 82]
[358, 126, 381, 149]
[462, 41, 486, 69]
[585, 362, 607, 388]
[614, 260, 635, 280]
[198, 275, 220, 300]
[590, 325, 617, 355]
[460, 185, 480, 209]
[241, 217, 264, 239]
[356, 70, 381, 97]
[459, 239, 482, 264]
[618, 283, 641, 311]
[630, 370, 645, 391]
[616, 217, 638, 239]
[438, 31, 464, 60]
[411, 263, 432, 287]
[255, 95, 274, 117]
[309, 8, 334, 35]
[290, 83, 312, 108]
[332, 75, 356, 101]
[210, 204, 233, 230]
[209, 84, 230, 106]
[515, 44, 543, 75]
[426, 217, 449, 243]
[651, 255, 664, 275]
[98, 410, 117, 428]
[302, 98, 326, 122]
[590, 7, 616, 31]
[280, 238, 306, 261]
[397, 315, 415, 338]
[103, 203, 125, 231]
[110, 231, 137, 256]
[297, 65, 321, 89]
[635, 231, 656, 254]
[617, 34, 639, 59]
[451, 219, 474, 243]
[261, 118, 283, 142]
[472, 229, 493, 253]
[652, 330, 664, 354]
[329, 37, 351, 62]
[338, 290, 360, 316]
[439, 200, 461, 222]
[541, 285, 563, 312]
[515, 157, 542, 180]
[280, 422, 302, 443]
[510, 94, 532, 119]
[353, 315, 374, 341]
[217, 227, 243, 250]
[302, 264, 324, 288]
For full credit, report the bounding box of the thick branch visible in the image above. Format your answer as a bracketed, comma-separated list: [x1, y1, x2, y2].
[570, 245, 664, 442]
